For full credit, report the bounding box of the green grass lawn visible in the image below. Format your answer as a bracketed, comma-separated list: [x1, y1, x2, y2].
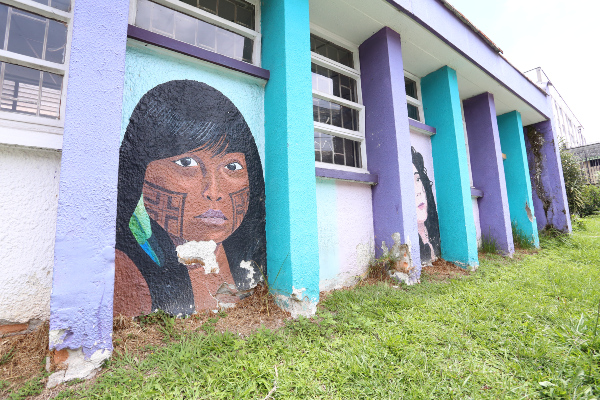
[51, 216, 600, 399]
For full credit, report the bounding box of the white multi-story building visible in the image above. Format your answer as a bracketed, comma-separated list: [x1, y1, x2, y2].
[524, 67, 586, 149]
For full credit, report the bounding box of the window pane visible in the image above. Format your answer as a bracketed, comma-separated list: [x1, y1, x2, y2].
[405, 77, 418, 99]
[135, 0, 153, 30]
[198, 0, 217, 13]
[174, 12, 197, 45]
[313, 97, 358, 131]
[236, 5, 253, 29]
[39, 71, 62, 118]
[1, 62, 41, 116]
[314, 131, 362, 168]
[310, 34, 354, 68]
[31, 0, 70, 12]
[216, 29, 236, 59]
[180, 0, 197, 7]
[344, 139, 355, 167]
[7, 9, 46, 59]
[218, 0, 235, 23]
[341, 106, 354, 131]
[407, 103, 420, 120]
[196, 19, 217, 50]
[136, 0, 254, 63]
[151, 4, 175, 36]
[45, 19, 68, 63]
[30, 0, 50, 7]
[49, 0, 71, 12]
[0, 4, 8, 48]
[232, 33, 245, 61]
[242, 37, 253, 63]
[311, 63, 357, 103]
[311, 37, 325, 54]
[0, 62, 63, 119]
[330, 102, 341, 127]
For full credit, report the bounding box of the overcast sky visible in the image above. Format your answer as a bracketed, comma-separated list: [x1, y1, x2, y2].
[447, 0, 599, 144]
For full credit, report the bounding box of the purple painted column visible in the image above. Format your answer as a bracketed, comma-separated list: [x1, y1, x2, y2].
[524, 119, 571, 232]
[49, 0, 129, 363]
[463, 93, 514, 255]
[359, 27, 421, 272]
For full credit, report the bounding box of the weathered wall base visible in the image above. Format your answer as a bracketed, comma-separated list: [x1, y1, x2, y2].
[47, 348, 111, 388]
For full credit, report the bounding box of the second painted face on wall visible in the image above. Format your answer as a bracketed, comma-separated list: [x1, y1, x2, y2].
[413, 164, 428, 223]
[143, 147, 250, 245]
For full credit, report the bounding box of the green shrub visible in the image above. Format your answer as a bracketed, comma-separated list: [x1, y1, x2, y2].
[580, 184, 600, 217]
[560, 143, 585, 215]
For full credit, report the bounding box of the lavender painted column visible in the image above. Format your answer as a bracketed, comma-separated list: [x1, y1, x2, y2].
[359, 27, 421, 273]
[524, 119, 571, 232]
[49, 0, 129, 369]
[463, 93, 514, 255]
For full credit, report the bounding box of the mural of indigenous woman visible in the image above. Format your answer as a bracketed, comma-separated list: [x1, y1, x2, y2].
[411, 146, 441, 264]
[113, 80, 266, 317]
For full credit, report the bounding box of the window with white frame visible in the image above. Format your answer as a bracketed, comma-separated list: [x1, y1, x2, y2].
[130, 0, 261, 65]
[404, 71, 424, 122]
[311, 30, 365, 169]
[0, 1, 71, 124]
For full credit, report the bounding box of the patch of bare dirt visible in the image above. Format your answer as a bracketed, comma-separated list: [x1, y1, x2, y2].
[421, 259, 471, 282]
[0, 321, 50, 396]
[214, 284, 291, 337]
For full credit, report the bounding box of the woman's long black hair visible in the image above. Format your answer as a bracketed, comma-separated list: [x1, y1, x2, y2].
[411, 146, 441, 262]
[115, 80, 266, 315]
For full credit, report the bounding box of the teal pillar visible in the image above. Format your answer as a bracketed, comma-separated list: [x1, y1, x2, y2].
[497, 111, 540, 247]
[261, 0, 320, 313]
[421, 66, 478, 269]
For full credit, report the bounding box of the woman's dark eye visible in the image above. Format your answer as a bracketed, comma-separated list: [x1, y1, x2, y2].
[174, 157, 198, 167]
[225, 162, 243, 171]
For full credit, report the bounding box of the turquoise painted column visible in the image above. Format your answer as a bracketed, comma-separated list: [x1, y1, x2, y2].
[421, 66, 478, 269]
[261, 0, 320, 315]
[497, 111, 540, 247]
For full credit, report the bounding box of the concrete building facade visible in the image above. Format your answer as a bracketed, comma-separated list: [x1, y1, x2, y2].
[0, 0, 572, 384]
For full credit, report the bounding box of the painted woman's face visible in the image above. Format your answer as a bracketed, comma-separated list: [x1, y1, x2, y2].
[413, 164, 428, 223]
[142, 147, 250, 244]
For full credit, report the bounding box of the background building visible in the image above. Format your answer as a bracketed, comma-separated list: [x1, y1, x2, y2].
[567, 143, 600, 185]
[524, 67, 586, 149]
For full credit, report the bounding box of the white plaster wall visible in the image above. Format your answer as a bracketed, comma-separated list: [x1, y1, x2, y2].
[0, 144, 61, 324]
[318, 178, 375, 292]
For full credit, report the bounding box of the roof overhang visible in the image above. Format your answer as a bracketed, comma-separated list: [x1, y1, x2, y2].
[309, 0, 551, 126]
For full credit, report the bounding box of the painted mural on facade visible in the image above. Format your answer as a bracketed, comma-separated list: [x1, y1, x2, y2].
[113, 80, 266, 316]
[412, 146, 441, 263]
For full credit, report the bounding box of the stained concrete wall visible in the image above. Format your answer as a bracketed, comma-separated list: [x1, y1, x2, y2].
[317, 178, 375, 292]
[0, 145, 61, 328]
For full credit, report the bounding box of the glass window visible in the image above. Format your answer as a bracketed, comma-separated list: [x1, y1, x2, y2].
[0, 6, 68, 64]
[405, 77, 418, 99]
[314, 131, 361, 168]
[0, 62, 63, 119]
[31, 0, 71, 12]
[192, 0, 255, 30]
[136, 0, 254, 63]
[311, 63, 358, 103]
[407, 104, 420, 121]
[313, 97, 358, 131]
[310, 34, 354, 68]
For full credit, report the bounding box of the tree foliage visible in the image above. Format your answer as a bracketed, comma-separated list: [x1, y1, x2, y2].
[560, 143, 585, 215]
